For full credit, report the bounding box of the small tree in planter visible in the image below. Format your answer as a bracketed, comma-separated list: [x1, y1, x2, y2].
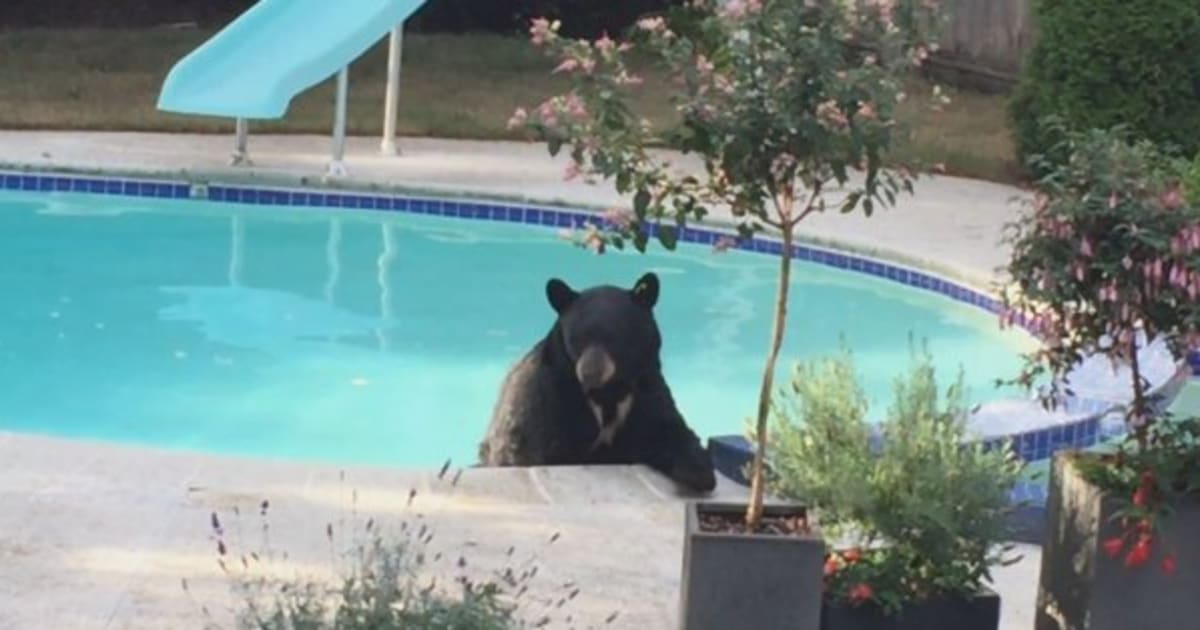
[769, 347, 1023, 630]
[509, 2, 942, 627]
[1001, 123, 1200, 630]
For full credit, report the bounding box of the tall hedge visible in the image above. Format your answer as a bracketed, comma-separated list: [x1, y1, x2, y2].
[0, 0, 677, 37]
[1009, 0, 1200, 175]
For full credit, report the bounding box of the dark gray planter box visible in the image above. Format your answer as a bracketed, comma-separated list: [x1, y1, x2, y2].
[822, 589, 1000, 630]
[679, 501, 824, 630]
[1036, 452, 1200, 630]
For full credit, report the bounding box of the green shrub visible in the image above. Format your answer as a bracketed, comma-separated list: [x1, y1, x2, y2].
[187, 487, 584, 630]
[1187, 153, 1200, 207]
[224, 535, 519, 630]
[1009, 0, 1200, 176]
[768, 347, 1023, 613]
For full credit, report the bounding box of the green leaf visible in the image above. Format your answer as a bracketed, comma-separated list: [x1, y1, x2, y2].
[657, 224, 679, 250]
[633, 230, 649, 252]
[863, 198, 874, 216]
[548, 137, 563, 158]
[616, 170, 632, 194]
[634, 189, 652, 218]
[840, 191, 863, 213]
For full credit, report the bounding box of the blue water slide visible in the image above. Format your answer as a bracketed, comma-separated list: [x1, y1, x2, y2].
[158, 0, 425, 119]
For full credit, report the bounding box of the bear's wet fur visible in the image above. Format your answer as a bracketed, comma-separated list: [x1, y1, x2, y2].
[478, 272, 717, 493]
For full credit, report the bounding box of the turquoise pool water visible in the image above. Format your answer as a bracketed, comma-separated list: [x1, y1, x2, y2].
[0, 190, 1035, 467]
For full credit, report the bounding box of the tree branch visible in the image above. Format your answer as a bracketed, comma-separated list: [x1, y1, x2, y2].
[783, 180, 825, 231]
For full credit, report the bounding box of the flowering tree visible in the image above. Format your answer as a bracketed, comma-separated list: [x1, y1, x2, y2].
[1002, 122, 1200, 571]
[510, 0, 943, 528]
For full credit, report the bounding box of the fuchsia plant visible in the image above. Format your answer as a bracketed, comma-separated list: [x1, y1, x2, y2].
[510, 0, 943, 529]
[1002, 122, 1200, 572]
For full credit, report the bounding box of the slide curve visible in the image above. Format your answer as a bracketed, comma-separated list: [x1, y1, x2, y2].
[158, 0, 425, 119]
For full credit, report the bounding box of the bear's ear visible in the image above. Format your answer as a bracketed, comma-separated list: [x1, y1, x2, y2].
[546, 278, 579, 314]
[630, 272, 659, 309]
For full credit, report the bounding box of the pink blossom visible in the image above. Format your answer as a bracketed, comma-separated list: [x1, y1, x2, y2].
[721, 0, 762, 19]
[1161, 187, 1184, 209]
[713, 73, 736, 94]
[602, 207, 634, 230]
[856, 102, 878, 120]
[594, 34, 616, 54]
[618, 42, 634, 53]
[1099, 283, 1118, 302]
[879, 0, 897, 22]
[1109, 192, 1120, 209]
[1079, 236, 1094, 258]
[553, 57, 581, 74]
[562, 93, 588, 119]
[537, 100, 559, 128]
[714, 236, 738, 253]
[637, 17, 667, 32]
[696, 55, 715, 75]
[506, 107, 528, 130]
[529, 18, 558, 46]
[616, 71, 644, 86]
[771, 153, 796, 183]
[563, 161, 582, 182]
[1170, 265, 1186, 289]
[816, 100, 849, 129]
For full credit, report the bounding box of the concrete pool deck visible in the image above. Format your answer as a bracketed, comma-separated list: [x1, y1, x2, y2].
[0, 131, 1043, 629]
[0, 131, 1032, 287]
[0, 431, 1041, 630]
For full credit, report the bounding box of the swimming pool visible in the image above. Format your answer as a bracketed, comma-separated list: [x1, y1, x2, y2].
[0, 186, 1035, 467]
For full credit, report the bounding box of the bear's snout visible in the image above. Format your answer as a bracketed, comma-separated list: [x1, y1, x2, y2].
[574, 345, 615, 390]
[575, 345, 634, 435]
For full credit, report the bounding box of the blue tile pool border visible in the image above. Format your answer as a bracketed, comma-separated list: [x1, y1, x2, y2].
[0, 170, 1007, 311]
[3, 168, 1195, 506]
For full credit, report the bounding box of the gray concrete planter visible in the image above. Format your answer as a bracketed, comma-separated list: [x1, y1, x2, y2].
[821, 589, 1000, 630]
[679, 501, 824, 630]
[1036, 452, 1200, 630]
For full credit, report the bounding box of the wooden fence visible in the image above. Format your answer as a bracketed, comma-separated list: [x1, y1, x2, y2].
[930, 0, 1036, 92]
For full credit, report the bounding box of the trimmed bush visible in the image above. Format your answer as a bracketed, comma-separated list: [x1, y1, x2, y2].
[1009, 0, 1200, 175]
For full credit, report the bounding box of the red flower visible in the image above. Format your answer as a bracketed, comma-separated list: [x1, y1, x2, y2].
[848, 583, 874, 605]
[1125, 537, 1152, 568]
[1102, 537, 1125, 558]
[824, 555, 841, 577]
[842, 547, 863, 564]
[1133, 486, 1149, 507]
[1162, 554, 1177, 576]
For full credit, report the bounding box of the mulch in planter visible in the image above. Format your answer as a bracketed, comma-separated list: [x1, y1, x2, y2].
[822, 590, 1000, 630]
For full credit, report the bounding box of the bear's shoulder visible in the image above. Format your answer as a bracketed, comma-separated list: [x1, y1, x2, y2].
[479, 340, 592, 465]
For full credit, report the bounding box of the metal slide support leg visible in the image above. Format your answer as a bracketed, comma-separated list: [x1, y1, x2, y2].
[231, 118, 251, 166]
[328, 66, 350, 177]
[381, 26, 403, 156]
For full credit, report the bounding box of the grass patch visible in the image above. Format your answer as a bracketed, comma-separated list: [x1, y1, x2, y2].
[0, 28, 1020, 183]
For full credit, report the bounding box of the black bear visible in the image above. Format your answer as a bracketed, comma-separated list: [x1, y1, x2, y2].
[478, 272, 717, 493]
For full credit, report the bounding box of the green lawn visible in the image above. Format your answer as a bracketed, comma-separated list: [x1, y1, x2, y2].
[0, 28, 1021, 183]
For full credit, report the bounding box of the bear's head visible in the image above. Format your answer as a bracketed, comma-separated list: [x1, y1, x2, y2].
[545, 272, 662, 434]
